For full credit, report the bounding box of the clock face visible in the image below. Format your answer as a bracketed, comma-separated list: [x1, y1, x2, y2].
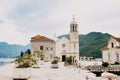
[62, 44, 65, 47]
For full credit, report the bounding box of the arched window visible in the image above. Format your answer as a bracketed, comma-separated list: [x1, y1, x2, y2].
[73, 25, 74, 31]
[111, 42, 114, 48]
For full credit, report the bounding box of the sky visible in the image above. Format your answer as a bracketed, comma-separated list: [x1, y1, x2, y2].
[0, 0, 120, 45]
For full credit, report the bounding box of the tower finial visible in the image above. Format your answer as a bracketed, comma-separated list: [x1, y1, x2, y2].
[73, 14, 75, 20]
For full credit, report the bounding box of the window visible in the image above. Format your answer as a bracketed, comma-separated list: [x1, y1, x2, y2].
[62, 44, 65, 47]
[116, 52, 119, 61]
[73, 25, 74, 31]
[111, 43, 114, 48]
[46, 47, 49, 50]
[40, 46, 43, 50]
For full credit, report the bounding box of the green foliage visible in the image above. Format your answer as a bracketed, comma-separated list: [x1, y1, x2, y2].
[114, 61, 120, 65]
[16, 62, 31, 68]
[51, 60, 58, 64]
[65, 56, 73, 64]
[53, 56, 60, 61]
[102, 62, 109, 67]
[25, 49, 31, 54]
[15, 53, 37, 68]
[33, 50, 44, 60]
[58, 32, 111, 58]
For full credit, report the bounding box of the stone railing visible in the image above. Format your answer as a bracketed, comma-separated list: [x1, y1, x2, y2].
[86, 65, 120, 72]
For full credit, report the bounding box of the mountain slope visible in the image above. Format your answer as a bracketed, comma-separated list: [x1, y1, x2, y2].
[0, 42, 30, 58]
[80, 32, 111, 58]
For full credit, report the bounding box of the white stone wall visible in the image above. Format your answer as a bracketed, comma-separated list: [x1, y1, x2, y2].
[70, 32, 79, 42]
[102, 50, 109, 62]
[56, 37, 70, 61]
[108, 38, 119, 48]
[70, 31, 79, 61]
[102, 38, 120, 63]
[31, 41, 55, 61]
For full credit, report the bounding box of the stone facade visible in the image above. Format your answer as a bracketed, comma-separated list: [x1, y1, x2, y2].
[30, 35, 55, 61]
[102, 37, 120, 64]
[31, 17, 79, 62]
[56, 17, 79, 61]
[56, 36, 70, 61]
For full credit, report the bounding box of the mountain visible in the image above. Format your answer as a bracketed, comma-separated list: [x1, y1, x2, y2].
[0, 32, 112, 58]
[0, 42, 30, 58]
[58, 32, 112, 58]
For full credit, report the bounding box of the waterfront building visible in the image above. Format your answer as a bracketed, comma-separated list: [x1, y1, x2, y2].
[102, 37, 120, 63]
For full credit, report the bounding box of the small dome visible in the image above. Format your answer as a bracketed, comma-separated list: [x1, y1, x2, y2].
[70, 15, 77, 24]
[70, 20, 77, 24]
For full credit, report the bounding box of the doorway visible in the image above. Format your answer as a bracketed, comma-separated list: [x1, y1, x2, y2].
[62, 55, 66, 62]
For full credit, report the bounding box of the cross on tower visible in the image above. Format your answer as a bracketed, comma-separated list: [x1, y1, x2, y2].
[73, 14, 75, 20]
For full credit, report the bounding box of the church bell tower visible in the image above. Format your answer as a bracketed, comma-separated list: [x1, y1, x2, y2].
[70, 15, 79, 61]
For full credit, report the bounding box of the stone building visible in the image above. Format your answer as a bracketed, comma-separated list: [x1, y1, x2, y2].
[56, 17, 79, 61]
[30, 35, 55, 61]
[102, 37, 120, 63]
[30, 16, 79, 62]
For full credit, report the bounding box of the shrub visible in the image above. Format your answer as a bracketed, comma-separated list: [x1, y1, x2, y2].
[15, 53, 37, 68]
[102, 62, 109, 67]
[51, 60, 58, 64]
[114, 61, 120, 65]
[65, 56, 73, 65]
[16, 62, 31, 68]
[66, 56, 72, 62]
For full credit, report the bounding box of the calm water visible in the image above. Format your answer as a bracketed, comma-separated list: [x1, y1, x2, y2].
[0, 58, 15, 67]
[0, 62, 10, 66]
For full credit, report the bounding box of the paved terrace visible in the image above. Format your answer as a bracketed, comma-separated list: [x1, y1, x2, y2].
[0, 62, 108, 80]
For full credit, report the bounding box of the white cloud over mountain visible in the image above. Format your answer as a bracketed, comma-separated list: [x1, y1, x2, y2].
[0, 0, 120, 45]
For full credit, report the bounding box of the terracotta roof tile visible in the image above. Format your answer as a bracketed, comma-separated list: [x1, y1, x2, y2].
[113, 37, 120, 41]
[31, 35, 54, 42]
[101, 46, 109, 50]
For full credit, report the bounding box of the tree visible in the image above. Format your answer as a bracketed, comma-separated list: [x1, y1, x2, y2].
[15, 53, 37, 68]
[25, 49, 31, 54]
[33, 50, 44, 60]
[20, 51, 24, 57]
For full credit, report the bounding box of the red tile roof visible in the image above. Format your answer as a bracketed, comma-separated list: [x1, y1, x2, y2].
[101, 46, 109, 50]
[113, 37, 120, 41]
[31, 35, 54, 42]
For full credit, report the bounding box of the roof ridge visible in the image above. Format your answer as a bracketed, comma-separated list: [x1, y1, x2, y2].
[31, 35, 54, 42]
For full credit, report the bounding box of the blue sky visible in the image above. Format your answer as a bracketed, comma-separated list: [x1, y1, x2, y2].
[0, 0, 120, 45]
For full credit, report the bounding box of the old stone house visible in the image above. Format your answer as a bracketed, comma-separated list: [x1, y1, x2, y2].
[102, 37, 120, 63]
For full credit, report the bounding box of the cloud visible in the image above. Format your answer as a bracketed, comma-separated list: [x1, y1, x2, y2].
[0, 19, 28, 45]
[0, 0, 120, 44]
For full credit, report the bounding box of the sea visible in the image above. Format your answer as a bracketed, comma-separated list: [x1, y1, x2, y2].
[0, 58, 15, 67]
